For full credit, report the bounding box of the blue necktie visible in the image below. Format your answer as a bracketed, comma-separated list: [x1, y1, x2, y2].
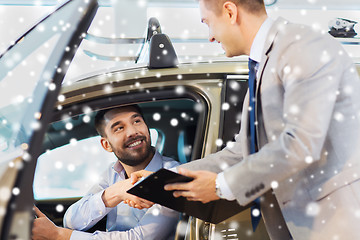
[248, 58, 261, 231]
[248, 59, 257, 154]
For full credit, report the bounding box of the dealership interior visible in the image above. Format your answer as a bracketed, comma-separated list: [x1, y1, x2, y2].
[0, 0, 359, 84]
[1, 0, 360, 239]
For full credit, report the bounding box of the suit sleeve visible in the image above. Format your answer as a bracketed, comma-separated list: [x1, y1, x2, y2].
[179, 139, 244, 173]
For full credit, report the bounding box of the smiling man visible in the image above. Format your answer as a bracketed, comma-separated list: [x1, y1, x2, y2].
[32, 105, 179, 240]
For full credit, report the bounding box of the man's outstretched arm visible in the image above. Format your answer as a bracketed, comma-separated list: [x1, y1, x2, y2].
[32, 206, 73, 240]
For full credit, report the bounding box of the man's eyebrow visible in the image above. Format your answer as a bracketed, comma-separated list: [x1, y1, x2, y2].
[131, 113, 142, 119]
[110, 121, 122, 130]
[109, 113, 142, 130]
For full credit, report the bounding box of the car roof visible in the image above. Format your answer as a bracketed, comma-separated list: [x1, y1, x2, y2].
[60, 60, 248, 93]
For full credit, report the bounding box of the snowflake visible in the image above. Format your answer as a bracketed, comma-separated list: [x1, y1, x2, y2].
[104, 84, 113, 93]
[306, 202, 320, 217]
[222, 102, 230, 111]
[56, 204, 64, 213]
[151, 206, 160, 216]
[289, 104, 300, 115]
[215, 139, 223, 147]
[175, 220, 188, 236]
[70, 138, 78, 146]
[175, 86, 185, 95]
[58, 94, 65, 102]
[12, 187, 20, 196]
[333, 112, 345, 122]
[271, 181, 279, 189]
[230, 95, 239, 104]
[83, 115, 91, 123]
[153, 113, 161, 121]
[67, 164, 76, 172]
[305, 156, 314, 164]
[170, 118, 178, 127]
[65, 122, 73, 130]
[55, 161, 63, 169]
[229, 80, 240, 90]
[252, 208, 260, 217]
[194, 103, 204, 113]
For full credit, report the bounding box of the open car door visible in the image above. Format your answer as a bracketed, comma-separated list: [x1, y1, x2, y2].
[0, 0, 98, 239]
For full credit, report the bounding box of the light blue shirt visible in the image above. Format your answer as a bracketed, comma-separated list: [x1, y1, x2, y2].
[217, 17, 275, 201]
[64, 151, 180, 240]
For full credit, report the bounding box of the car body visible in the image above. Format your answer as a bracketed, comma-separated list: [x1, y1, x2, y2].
[1, 0, 360, 239]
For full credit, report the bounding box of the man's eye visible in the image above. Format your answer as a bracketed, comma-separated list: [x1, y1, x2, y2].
[115, 127, 123, 132]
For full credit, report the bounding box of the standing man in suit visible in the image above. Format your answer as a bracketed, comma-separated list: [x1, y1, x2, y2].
[132, 0, 360, 239]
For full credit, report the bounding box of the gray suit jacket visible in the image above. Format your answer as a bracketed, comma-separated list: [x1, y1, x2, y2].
[183, 18, 360, 239]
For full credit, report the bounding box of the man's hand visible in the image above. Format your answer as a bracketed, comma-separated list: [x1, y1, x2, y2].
[102, 178, 154, 209]
[116, 170, 155, 209]
[130, 170, 153, 185]
[32, 206, 73, 240]
[164, 168, 220, 203]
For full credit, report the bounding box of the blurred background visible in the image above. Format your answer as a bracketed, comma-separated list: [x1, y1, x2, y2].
[0, 0, 359, 84]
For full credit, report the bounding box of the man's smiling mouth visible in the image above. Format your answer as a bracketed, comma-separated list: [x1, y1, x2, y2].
[125, 135, 146, 148]
[128, 140, 142, 148]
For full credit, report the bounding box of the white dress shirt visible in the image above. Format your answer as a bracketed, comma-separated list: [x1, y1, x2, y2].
[217, 17, 275, 201]
[64, 151, 179, 240]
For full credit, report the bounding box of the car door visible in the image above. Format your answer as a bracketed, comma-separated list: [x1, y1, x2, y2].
[0, 0, 98, 239]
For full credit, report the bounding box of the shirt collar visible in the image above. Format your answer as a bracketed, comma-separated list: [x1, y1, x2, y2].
[112, 149, 163, 178]
[249, 17, 274, 63]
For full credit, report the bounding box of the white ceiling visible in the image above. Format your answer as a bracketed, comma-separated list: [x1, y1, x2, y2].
[0, 0, 359, 10]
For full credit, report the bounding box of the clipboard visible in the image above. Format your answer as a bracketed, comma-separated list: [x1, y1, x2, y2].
[127, 168, 252, 224]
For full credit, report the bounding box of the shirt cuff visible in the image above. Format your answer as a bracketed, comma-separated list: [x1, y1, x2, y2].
[169, 167, 178, 173]
[217, 172, 236, 201]
[70, 230, 94, 240]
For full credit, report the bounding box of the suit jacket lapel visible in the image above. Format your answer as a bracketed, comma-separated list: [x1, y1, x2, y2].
[256, 17, 285, 92]
[241, 90, 251, 156]
[254, 17, 285, 148]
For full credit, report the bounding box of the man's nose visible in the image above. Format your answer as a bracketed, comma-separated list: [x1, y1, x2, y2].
[126, 125, 139, 137]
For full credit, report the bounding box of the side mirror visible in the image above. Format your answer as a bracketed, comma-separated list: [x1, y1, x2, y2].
[148, 33, 178, 69]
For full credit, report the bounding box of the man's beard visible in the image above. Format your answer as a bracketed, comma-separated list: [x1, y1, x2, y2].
[112, 136, 154, 167]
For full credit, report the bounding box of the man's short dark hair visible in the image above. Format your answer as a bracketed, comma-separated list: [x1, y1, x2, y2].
[94, 104, 144, 137]
[199, 0, 265, 15]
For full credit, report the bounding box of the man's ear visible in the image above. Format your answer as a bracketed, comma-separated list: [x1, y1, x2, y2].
[223, 1, 238, 24]
[100, 137, 113, 152]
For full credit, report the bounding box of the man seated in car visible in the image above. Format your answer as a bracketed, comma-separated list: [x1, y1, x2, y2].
[32, 104, 179, 240]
